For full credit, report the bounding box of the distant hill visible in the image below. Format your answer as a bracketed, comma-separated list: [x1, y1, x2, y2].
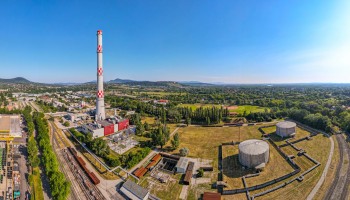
[179, 81, 215, 86]
[0, 77, 32, 84]
[108, 78, 135, 84]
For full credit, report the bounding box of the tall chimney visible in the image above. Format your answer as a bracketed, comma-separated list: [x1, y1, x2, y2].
[96, 30, 106, 120]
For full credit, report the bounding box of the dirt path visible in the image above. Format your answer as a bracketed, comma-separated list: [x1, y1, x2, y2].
[323, 134, 350, 200]
[307, 135, 334, 199]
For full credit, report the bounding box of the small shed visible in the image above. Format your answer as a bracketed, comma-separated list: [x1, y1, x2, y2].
[176, 157, 189, 174]
[120, 180, 150, 200]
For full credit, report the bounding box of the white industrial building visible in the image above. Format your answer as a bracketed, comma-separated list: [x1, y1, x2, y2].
[0, 115, 22, 138]
[276, 121, 297, 138]
[81, 123, 104, 138]
[120, 180, 150, 200]
[176, 157, 189, 174]
[239, 139, 270, 169]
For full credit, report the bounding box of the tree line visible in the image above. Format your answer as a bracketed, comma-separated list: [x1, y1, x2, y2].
[33, 112, 70, 200]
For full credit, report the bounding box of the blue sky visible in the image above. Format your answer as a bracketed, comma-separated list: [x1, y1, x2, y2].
[1, 0, 350, 83]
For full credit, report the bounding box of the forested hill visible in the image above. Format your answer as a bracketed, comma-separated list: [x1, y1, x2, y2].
[0, 77, 32, 84]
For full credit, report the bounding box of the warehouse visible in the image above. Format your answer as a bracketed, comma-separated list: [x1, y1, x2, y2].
[120, 180, 150, 200]
[276, 121, 297, 138]
[0, 115, 22, 138]
[239, 139, 269, 169]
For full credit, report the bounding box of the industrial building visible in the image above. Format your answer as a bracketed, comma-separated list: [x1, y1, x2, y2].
[81, 123, 104, 138]
[0, 115, 22, 138]
[120, 180, 150, 200]
[176, 157, 189, 174]
[81, 118, 129, 138]
[239, 139, 269, 169]
[276, 121, 297, 138]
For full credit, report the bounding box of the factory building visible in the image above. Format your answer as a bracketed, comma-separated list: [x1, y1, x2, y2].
[81, 123, 104, 138]
[276, 121, 297, 138]
[120, 180, 150, 200]
[118, 119, 129, 131]
[239, 139, 269, 169]
[0, 115, 22, 138]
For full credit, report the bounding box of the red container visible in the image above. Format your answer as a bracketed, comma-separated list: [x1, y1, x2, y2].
[104, 124, 115, 136]
[118, 119, 129, 131]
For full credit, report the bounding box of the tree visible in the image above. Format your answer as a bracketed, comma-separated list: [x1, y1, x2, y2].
[136, 123, 144, 136]
[197, 168, 204, 177]
[63, 121, 70, 127]
[179, 147, 189, 156]
[171, 132, 180, 149]
[186, 118, 191, 126]
[144, 122, 150, 131]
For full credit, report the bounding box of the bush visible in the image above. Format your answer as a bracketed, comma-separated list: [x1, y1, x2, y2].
[179, 147, 189, 157]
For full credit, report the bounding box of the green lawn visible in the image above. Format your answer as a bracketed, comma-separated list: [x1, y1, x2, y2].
[230, 105, 269, 114]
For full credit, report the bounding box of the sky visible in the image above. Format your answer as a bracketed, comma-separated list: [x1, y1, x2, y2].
[1, 0, 350, 84]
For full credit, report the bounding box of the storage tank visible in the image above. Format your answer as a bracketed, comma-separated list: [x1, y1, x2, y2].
[276, 121, 296, 138]
[239, 139, 269, 169]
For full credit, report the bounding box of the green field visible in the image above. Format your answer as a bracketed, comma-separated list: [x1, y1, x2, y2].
[177, 103, 222, 110]
[229, 105, 269, 114]
[29, 168, 45, 200]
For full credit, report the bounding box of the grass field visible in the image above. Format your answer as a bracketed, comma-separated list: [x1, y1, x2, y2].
[177, 103, 222, 110]
[29, 167, 45, 200]
[164, 124, 331, 200]
[227, 105, 269, 114]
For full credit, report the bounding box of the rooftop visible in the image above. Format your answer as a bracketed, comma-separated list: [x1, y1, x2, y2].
[0, 115, 21, 137]
[239, 139, 269, 155]
[121, 180, 149, 199]
[176, 157, 189, 170]
[277, 121, 296, 129]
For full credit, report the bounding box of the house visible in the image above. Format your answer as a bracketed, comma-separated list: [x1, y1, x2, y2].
[176, 157, 189, 174]
[120, 180, 150, 200]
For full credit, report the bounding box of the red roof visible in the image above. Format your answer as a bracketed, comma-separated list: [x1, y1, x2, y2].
[203, 192, 221, 200]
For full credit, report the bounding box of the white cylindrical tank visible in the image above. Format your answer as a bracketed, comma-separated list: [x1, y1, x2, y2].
[276, 121, 296, 138]
[239, 139, 269, 168]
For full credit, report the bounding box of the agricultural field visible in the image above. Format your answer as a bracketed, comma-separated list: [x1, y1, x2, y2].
[226, 105, 269, 115]
[139, 91, 186, 97]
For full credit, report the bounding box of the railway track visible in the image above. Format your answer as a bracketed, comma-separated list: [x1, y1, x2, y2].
[50, 122, 106, 200]
[323, 134, 350, 200]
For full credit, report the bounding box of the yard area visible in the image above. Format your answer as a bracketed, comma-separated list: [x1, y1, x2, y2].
[139, 174, 183, 200]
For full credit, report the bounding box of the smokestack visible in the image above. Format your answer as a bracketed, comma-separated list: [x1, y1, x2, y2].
[96, 30, 106, 120]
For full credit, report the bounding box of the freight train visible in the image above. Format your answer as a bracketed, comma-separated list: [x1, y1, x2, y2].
[67, 147, 100, 185]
